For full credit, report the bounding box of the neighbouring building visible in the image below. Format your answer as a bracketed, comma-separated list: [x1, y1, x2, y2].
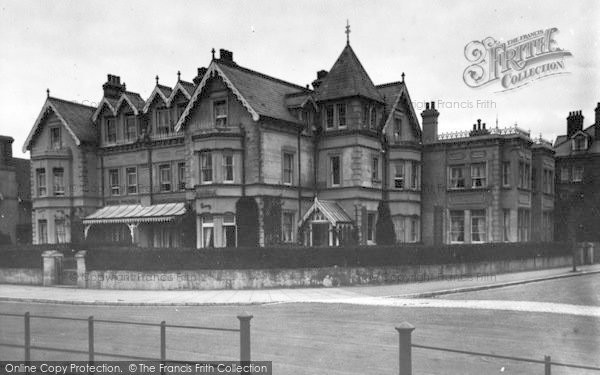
[421, 103, 554, 245]
[0, 135, 31, 244]
[23, 36, 423, 247]
[553, 103, 600, 242]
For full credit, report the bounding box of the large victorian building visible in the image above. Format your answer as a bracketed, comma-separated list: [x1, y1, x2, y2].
[0, 136, 31, 244]
[24, 40, 423, 247]
[421, 104, 555, 245]
[553, 103, 600, 242]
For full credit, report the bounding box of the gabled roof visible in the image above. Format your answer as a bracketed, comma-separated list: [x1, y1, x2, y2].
[143, 84, 172, 113]
[23, 97, 96, 152]
[92, 91, 145, 121]
[285, 92, 317, 110]
[554, 124, 600, 156]
[378, 81, 422, 137]
[176, 60, 306, 131]
[300, 197, 354, 226]
[316, 44, 382, 103]
[177, 80, 196, 97]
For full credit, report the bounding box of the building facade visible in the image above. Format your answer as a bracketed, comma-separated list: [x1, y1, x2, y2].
[24, 41, 423, 247]
[421, 103, 554, 245]
[553, 103, 600, 242]
[0, 136, 31, 244]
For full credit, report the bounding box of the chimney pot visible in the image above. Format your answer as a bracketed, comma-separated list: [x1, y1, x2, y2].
[431, 101, 435, 109]
[473, 124, 477, 131]
[219, 49, 234, 63]
[426, 103, 430, 110]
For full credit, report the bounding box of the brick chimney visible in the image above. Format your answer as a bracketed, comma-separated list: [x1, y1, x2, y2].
[567, 110, 584, 138]
[0, 136, 14, 167]
[421, 101, 439, 144]
[193, 67, 208, 85]
[219, 49, 234, 64]
[102, 74, 126, 99]
[312, 70, 328, 90]
[595, 103, 600, 140]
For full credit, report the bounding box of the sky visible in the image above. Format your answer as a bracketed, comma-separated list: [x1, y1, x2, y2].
[0, 0, 598, 158]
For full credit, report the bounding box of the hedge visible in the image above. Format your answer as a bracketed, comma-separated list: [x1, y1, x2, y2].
[0, 250, 45, 269]
[84, 242, 571, 271]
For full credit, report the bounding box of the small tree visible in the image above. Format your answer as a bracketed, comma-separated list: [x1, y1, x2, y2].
[236, 196, 260, 247]
[375, 200, 395, 245]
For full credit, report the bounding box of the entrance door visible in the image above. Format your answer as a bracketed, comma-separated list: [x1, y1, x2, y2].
[312, 223, 329, 246]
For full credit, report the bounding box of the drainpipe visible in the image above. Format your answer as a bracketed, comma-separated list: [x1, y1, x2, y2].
[100, 154, 105, 206]
[382, 135, 389, 202]
[297, 124, 302, 217]
[241, 125, 246, 196]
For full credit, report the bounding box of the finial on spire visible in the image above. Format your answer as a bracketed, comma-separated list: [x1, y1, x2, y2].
[401, 72, 405, 83]
[155, 75, 159, 85]
[345, 20, 351, 45]
[211, 48, 215, 60]
[177, 70, 181, 81]
[46, 88, 50, 98]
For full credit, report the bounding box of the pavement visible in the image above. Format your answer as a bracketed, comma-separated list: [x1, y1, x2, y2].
[0, 264, 599, 310]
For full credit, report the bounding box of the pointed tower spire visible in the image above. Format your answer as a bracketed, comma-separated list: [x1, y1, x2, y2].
[345, 20, 351, 45]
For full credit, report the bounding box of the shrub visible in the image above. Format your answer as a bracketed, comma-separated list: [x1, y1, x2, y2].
[236, 197, 259, 247]
[375, 201, 395, 245]
[83, 242, 571, 271]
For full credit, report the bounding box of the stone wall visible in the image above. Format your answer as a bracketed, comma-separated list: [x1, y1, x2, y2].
[78, 255, 572, 290]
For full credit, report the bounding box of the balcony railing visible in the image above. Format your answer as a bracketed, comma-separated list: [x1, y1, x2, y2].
[437, 126, 531, 141]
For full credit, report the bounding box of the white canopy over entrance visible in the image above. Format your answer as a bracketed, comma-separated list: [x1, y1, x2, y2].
[299, 197, 355, 247]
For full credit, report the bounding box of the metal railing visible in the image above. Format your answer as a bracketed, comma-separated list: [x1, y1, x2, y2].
[0, 311, 252, 363]
[395, 322, 600, 375]
[437, 126, 531, 141]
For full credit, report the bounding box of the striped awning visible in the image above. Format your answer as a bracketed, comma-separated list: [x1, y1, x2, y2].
[83, 203, 186, 225]
[300, 197, 354, 226]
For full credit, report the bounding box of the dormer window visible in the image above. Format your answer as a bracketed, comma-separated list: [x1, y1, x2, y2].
[105, 118, 117, 144]
[156, 108, 170, 135]
[125, 116, 137, 141]
[50, 127, 61, 149]
[572, 135, 587, 151]
[213, 99, 228, 127]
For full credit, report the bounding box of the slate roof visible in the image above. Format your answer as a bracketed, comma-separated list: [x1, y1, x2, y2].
[554, 124, 600, 156]
[156, 84, 173, 98]
[23, 97, 96, 151]
[122, 91, 145, 112]
[376, 81, 404, 110]
[316, 44, 382, 103]
[285, 92, 316, 108]
[216, 61, 307, 123]
[179, 80, 196, 96]
[48, 98, 97, 143]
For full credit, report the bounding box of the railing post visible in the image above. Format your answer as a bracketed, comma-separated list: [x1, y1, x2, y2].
[237, 313, 253, 362]
[544, 355, 551, 375]
[160, 321, 166, 361]
[24, 312, 30, 362]
[88, 316, 94, 363]
[396, 322, 415, 375]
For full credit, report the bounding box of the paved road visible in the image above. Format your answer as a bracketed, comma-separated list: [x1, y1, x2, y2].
[445, 273, 600, 306]
[1, 299, 599, 374]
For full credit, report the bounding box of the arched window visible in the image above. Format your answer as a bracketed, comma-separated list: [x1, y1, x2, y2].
[370, 106, 377, 129]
